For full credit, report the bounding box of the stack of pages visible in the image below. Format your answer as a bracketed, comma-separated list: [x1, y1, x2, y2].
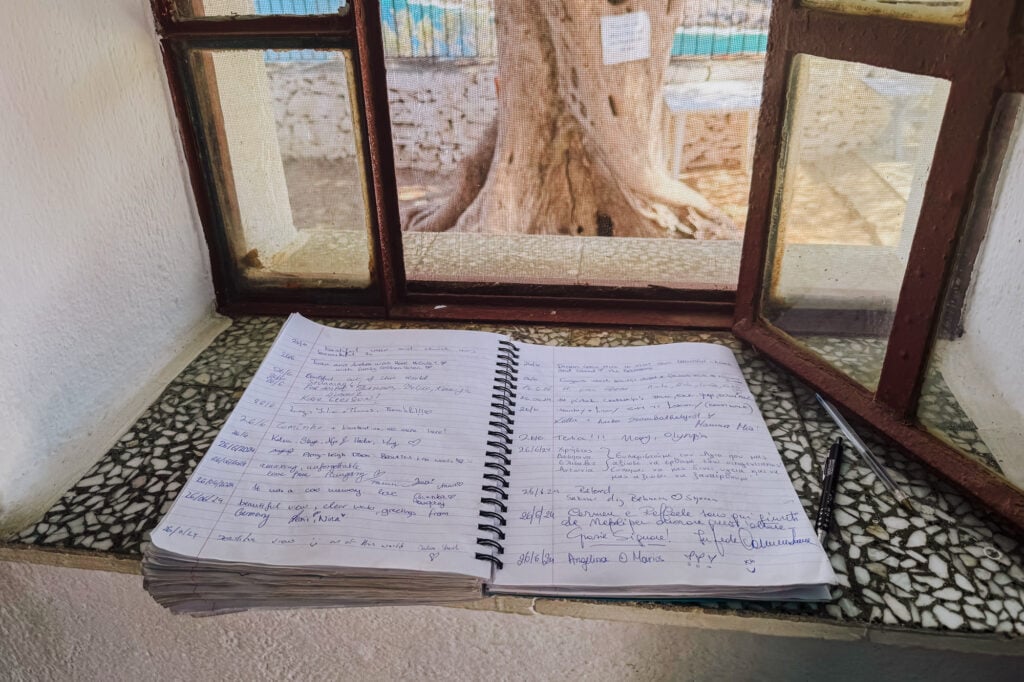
[143, 315, 835, 614]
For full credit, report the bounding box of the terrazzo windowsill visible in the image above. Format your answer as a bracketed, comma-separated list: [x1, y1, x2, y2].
[3, 316, 1024, 642]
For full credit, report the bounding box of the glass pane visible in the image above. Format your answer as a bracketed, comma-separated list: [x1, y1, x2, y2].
[175, 0, 347, 19]
[186, 48, 372, 288]
[918, 94, 1024, 487]
[762, 55, 949, 391]
[802, 0, 969, 25]
[385, 1, 773, 290]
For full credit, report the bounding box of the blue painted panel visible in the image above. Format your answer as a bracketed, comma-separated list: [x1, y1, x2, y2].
[253, 2, 767, 60]
[254, 0, 347, 60]
[253, 0, 345, 13]
[671, 29, 768, 57]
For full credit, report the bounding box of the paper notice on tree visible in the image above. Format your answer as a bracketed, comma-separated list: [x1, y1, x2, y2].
[601, 11, 651, 66]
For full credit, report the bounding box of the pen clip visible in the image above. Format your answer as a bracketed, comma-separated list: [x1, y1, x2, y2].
[822, 437, 843, 481]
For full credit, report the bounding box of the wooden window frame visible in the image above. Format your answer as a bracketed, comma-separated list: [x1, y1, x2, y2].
[152, 1, 1024, 531]
[150, 0, 737, 329]
[153, 3, 393, 319]
[734, 0, 1024, 530]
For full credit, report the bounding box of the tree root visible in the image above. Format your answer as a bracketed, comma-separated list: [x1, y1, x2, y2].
[401, 123, 740, 240]
[403, 120, 497, 234]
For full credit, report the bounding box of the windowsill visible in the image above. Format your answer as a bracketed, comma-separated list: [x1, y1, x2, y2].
[3, 316, 1023, 647]
[246, 231, 909, 307]
[405, 233, 742, 289]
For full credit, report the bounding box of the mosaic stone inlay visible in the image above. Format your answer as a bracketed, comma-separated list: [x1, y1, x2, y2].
[788, 346, 1001, 473]
[6, 316, 1024, 635]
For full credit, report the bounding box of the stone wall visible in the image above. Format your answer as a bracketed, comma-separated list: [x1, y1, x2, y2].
[267, 59, 360, 162]
[384, 61, 496, 172]
[265, 57, 916, 173]
[265, 59, 496, 170]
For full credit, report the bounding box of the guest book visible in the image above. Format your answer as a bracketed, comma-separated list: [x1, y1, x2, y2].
[143, 314, 835, 614]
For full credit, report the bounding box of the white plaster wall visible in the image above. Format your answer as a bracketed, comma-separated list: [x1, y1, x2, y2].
[958, 102, 1024, 414]
[1, 561, 1021, 681]
[0, 1, 215, 533]
[205, 0, 298, 258]
[211, 50, 299, 258]
[935, 98, 1024, 482]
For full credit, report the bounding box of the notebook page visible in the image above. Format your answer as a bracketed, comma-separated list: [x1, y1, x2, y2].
[495, 342, 836, 590]
[150, 315, 502, 580]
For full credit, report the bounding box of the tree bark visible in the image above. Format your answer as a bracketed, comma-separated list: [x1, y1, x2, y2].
[405, 0, 738, 240]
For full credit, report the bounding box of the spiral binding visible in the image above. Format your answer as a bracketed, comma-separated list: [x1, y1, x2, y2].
[475, 339, 519, 570]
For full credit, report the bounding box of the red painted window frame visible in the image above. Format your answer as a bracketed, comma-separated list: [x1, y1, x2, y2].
[151, 1, 1024, 532]
[734, 0, 1024, 530]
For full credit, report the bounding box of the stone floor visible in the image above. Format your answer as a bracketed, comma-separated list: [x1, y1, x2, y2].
[794, 334, 999, 473]
[6, 316, 1023, 635]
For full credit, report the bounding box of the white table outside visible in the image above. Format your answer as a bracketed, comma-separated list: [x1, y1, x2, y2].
[860, 76, 935, 162]
[663, 79, 763, 177]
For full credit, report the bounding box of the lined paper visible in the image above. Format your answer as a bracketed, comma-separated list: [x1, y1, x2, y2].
[150, 315, 501, 580]
[495, 342, 835, 591]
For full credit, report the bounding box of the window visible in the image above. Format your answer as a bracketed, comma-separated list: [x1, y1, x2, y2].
[761, 55, 950, 392]
[153, 1, 794, 327]
[733, 0, 1024, 527]
[181, 45, 374, 291]
[381, 1, 768, 295]
[151, 0, 1024, 531]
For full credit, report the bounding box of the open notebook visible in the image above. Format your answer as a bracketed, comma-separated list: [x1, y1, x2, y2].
[143, 315, 835, 614]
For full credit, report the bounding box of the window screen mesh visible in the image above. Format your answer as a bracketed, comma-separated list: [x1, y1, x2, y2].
[385, 1, 772, 289]
[762, 55, 949, 391]
[188, 48, 372, 288]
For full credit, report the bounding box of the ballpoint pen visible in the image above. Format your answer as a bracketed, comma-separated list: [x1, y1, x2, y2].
[814, 437, 844, 544]
[816, 394, 914, 511]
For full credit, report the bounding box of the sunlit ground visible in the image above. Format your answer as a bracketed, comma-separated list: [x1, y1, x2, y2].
[278, 155, 911, 248]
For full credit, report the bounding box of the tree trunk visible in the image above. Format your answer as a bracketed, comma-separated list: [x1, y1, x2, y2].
[405, 0, 738, 240]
